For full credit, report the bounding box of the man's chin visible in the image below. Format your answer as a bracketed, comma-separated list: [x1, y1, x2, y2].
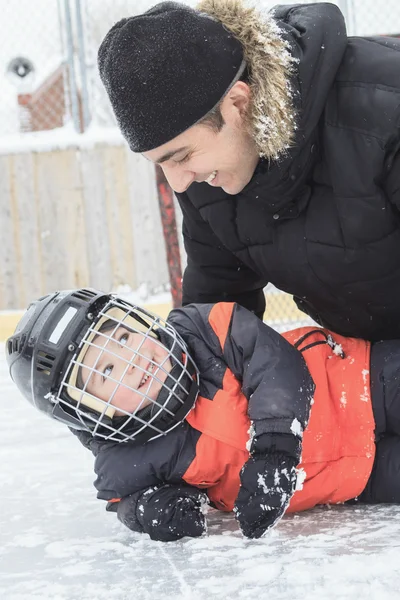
[221, 183, 246, 195]
[221, 172, 256, 195]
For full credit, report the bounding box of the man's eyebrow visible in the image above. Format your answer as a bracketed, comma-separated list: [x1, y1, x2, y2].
[150, 146, 191, 165]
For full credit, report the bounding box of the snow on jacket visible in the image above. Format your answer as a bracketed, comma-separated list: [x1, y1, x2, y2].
[177, 3, 400, 341]
[183, 322, 376, 513]
[283, 327, 375, 512]
[74, 302, 375, 526]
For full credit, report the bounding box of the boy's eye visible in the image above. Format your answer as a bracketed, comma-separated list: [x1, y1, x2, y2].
[103, 364, 113, 379]
[119, 333, 129, 346]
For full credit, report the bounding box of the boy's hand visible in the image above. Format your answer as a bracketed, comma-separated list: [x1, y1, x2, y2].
[117, 484, 209, 542]
[234, 451, 298, 539]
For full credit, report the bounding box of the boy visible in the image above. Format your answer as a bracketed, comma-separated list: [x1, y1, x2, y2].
[6, 289, 400, 541]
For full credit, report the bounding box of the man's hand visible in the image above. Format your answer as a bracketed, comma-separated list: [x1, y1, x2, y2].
[234, 452, 298, 539]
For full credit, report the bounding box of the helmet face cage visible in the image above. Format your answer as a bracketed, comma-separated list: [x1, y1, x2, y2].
[56, 298, 199, 443]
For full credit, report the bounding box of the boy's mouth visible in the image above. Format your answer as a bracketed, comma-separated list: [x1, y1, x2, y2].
[139, 362, 155, 388]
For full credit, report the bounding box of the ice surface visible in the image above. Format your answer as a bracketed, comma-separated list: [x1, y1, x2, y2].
[2, 344, 400, 600]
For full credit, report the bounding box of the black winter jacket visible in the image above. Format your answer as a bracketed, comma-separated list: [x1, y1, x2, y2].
[177, 3, 400, 341]
[72, 303, 313, 541]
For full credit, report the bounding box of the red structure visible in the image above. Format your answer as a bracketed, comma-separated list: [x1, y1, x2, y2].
[17, 64, 83, 133]
[155, 166, 183, 308]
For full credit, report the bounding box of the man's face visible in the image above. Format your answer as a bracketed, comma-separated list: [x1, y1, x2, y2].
[80, 325, 172, 416]
[143, 83, 259, 195]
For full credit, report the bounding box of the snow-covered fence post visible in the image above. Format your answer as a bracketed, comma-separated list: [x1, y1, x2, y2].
[75, 0, 91, 131]
[64, 0, 81, 132]
[155, 165, 182, 308]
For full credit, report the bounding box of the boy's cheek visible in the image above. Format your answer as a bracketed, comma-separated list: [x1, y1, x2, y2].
[112, 385, 147, 413]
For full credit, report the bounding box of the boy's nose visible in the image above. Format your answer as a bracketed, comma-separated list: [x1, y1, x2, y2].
[117, 344, 137, 370]
[126, 358, 136, 372]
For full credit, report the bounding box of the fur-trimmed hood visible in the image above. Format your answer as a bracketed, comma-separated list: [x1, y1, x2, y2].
[196, 0, 347, 162]
[197, 0, 297, 160]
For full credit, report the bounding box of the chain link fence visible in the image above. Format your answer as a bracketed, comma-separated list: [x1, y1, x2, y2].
[1, 0, 69, 136]
[1, 0, 399, 324]
[339, 0, 400, 36]
[3, 0, 399, 138]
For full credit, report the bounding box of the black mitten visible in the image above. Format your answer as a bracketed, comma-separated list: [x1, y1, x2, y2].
[117, 484, 209, 542]
[234, 451, 298, 539]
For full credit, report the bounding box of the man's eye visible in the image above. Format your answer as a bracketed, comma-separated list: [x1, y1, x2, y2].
[103, 364, 113, 379]
[119, 333, 129, 346]
[175, 154, 190, 165]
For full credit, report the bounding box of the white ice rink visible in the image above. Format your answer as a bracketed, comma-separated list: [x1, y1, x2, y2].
[2, 344, 400, 600]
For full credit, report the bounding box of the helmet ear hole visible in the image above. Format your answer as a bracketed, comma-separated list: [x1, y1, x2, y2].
[11, 338, 20, 354]
[36, 351, 56, 375]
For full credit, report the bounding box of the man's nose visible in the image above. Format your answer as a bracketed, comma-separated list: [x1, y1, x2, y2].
[161, 165, 195, 193]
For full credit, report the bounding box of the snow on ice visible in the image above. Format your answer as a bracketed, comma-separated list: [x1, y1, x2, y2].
[2, 344, 400, 600]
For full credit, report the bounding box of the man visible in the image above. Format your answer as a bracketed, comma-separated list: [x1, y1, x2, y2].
[98, 0, 400, 340]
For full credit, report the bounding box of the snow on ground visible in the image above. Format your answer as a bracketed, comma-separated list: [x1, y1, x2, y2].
[115, 283, 172, 307]
[2, 344, 400, 600]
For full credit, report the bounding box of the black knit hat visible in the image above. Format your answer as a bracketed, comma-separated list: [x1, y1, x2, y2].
[98, 1, 245, 152]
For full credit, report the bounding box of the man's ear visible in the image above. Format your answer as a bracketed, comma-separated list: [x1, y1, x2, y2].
[221, 81, 251, 123]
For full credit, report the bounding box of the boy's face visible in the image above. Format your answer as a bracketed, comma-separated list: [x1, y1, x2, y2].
[80, 325, 172, 416]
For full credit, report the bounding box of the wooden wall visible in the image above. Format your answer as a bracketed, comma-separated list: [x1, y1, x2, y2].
[0, 143, 169, 310]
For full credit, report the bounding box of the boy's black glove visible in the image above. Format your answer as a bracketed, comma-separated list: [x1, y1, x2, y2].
[117, 484, 208, 542]
[234, 434, 300, 539]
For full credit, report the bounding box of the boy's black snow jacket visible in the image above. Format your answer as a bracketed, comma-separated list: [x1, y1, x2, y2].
[177, 3, 400, 341]
[72, 303, 314, 540]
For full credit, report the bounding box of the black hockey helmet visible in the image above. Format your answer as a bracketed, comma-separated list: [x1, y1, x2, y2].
[6, 288, 199, 443]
